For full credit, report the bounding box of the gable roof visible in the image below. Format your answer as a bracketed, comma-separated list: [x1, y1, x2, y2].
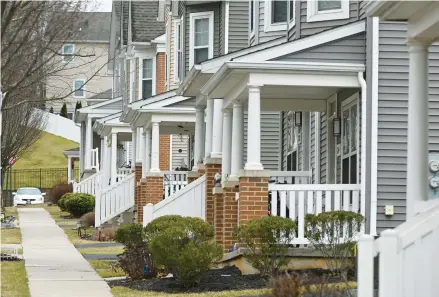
[54, 12, 111, 42]
[131, 1, 165, 42]
[90, 89, 113, 99]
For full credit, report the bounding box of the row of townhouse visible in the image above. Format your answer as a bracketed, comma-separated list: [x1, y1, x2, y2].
[73, 0, 439, 249]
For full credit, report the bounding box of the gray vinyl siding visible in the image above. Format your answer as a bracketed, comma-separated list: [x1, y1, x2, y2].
[244, 112, 281, 170]
[184, 3, 221, 73]
[376, 22, 439, 232]
[298, 0, 361, 38]
[228, 0, 249, 53]
[93, 99, 123, 111]
[171, 135, 189, 169]
[358, 0, 368, 20]
[256, 0, 286, 44]
[167, 97, 197, 108]
[219, 1, 225, 55]
[274, 33, 366, 64]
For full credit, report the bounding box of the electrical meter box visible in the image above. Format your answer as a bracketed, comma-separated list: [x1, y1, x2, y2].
[427, 151, 439, 199]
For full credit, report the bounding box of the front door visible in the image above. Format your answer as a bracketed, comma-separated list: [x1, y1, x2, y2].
[341, 95, 359, 184]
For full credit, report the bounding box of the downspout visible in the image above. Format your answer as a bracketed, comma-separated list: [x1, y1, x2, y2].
[358, 71, 368, 234]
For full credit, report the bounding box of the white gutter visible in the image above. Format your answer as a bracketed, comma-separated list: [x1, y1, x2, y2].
[358, 71, 367, 235]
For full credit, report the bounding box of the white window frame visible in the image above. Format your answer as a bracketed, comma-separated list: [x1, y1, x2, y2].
[264, 0, 295, 33]
[72, 79, 85, 98]
[306, 0, 349, 23]
[138, 55, 156, 100]
[249, 0, 256, 39]
[173, 18, 183, 83]
[189, 11, 214, 68]
[62, 43, 75, 63]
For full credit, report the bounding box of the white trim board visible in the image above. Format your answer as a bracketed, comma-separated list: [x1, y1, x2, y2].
[189, 11, 214, 69]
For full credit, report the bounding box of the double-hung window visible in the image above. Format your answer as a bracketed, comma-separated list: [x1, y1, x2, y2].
[341, 94, 359, 185]
[264, 0, 295, 32]
[174, 19, 183, 82]
[141, 59, 153, 99]
[73, 79, 85, 98]
[62, 44, 75, 63]
[189, 11, 214, 68]
[307, 0, 349, 22]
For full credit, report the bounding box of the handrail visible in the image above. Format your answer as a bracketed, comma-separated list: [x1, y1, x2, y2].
[269, 183, 361, 191]
[270, 170, 312, 177]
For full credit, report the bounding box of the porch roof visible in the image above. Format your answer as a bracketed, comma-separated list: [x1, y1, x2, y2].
[75, 96, 123, 123]
[63, 147, 80, 159]
[133, 106, 196, 134]
[94, 112, 132, 137]
[200, 61, 365, 111]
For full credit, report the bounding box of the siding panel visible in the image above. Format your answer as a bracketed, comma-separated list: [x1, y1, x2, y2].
[228, 0, 249, 53]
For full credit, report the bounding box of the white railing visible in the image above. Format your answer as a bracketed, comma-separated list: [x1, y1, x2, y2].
[143, 174, 206, 226]
[117, 167, 132, 182]
[95, 172, 135, 227]
[163, 171, 188, 199]
[358, 200, 439, 297]
[268, 183, 364, 245]
[91, 148, 100, 171]
[73, 171, 103, 195]
[270, 170, 312, 184]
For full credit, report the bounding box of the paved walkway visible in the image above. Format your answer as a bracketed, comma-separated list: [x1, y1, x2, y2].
[18, 208, 114, 297]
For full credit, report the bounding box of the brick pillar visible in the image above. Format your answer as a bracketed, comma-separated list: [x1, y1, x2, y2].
[213, 188, 224, 246]
[159, 135, 170, 171]
[204, 158, 221, 226]
[134, 165, 142, 208]
[223, 181, 239, 251]
[188, 171, 201, 184]
[137, 173, 164, 224]
[238, 170, 269, 226]
[156, 52, 165, 94]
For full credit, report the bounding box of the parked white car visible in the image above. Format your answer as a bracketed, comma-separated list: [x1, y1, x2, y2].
[13, 188, 46, 206]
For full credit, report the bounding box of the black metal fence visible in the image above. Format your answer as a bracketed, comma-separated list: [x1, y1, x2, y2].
[2, 168, 80, 191]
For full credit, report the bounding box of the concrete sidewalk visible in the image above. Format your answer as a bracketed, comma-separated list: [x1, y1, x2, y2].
[18, 208, 114, 297]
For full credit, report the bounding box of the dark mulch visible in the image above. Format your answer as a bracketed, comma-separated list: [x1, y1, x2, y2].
[107, 266, 268, 293]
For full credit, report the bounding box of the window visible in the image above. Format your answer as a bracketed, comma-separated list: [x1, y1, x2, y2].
[73, 79, 85, 98]
[189, 11, 214, 68]
[141, 59, 153, 99]
[307, 0, 349, 23]
[62, 44, 74, 63]
[286, 111, 299, 174]
[264, 0, 295, 32]
[174, 19, 183, 81]
[341, 95, 359, 185]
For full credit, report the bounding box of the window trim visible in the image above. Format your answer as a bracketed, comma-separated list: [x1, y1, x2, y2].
[138, 56, 156, 100]
[62, 43, 75, 63]
[173, 18, 183, 83]
[249, 0, 256, 39]
[72, 79, 85, 98]
[264, 0, 295, 33]
[306, 0, 349, 23]
[189, 11, 214, 68]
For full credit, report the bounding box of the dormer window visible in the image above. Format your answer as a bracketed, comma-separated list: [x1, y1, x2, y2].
[307, 0, 349, 22]
[189, 11, 214, 68]
[62, 44, 74, 63]
[264, 0, 295, 32]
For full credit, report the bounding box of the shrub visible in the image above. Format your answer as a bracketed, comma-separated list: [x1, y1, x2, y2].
[64, 193, 95, 218]
[50, 183, 72, 204]
[234, 216, 296, 277]
[114, 224, 154, 280]
[58, 192, 75, 211]
[146, 215, 223, 285]
[269, 273, 302, 297]
[60, 103, 68, 118]
[92, 227, 116, 242]
[80, 212, 95, 229]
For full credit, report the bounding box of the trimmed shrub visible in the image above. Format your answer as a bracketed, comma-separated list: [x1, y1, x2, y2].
[49, 183, 72, 204]
[146, 215, 223, 285]
[60, 103, 68, 118]
[58, 192, 75, 211]
[234, 216, 296, 277]
[269, 273, 302, 297]
[80, 212, 95, 229]
[64, 193, 95, 218]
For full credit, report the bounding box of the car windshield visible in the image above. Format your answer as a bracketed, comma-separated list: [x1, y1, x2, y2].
[17, 188, 41, 195]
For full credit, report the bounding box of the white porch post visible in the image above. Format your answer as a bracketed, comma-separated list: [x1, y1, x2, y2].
[193, 107, 205, 170]
[221, 109, 233, 179]
[230, 101, 244, 180]
[211, 98, 224, 158]
[131, 128, 137, 170]
[150, 122, 160, 172]
[79, 122, 85, 175]
[407, 41, 430, 218]
[111, 132, 117, 185]
[141, 130, 147, 176]
[86, 117, 92, 168]
[138, 127, 144, 165]
[245, 85, 263, 171]
[103, 135, 108, 184]
[143, 127, 151, 176]
[100, 137, 104, 171]
[205, 99, 214, 159]
[67, 156, 72, 182]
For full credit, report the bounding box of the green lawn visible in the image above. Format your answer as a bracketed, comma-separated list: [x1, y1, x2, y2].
[89, 260, 125, 278]
[1, 207, 22, 244]
[78, 246, 124, 255]
[1, 261, 31, 297]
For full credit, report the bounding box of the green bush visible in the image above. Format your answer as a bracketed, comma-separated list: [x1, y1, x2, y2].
[146, 215, 223, 285]
[60, 103, 68, 118]
[63, 193, 95, 218]
[115, 224, 146, 248]
[58, 192, 75, 211]
[234, 216, 296, 277]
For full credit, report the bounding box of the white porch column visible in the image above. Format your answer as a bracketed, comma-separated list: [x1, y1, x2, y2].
[204, 99, 214, 159]
[150, 122, 160, 172]
[131, 128, 137, 170]
[79, 122, 85, 175]
[111, 132, 117, 185]
[221, 109, 233, 179]
[138, 127, 144, 164]
[230, 101, 244, 180]
[211, 98, 224, 158]
[193, 107, 205, 170]
[85, 117, 92, 168]
[100, 137, 104, 171]
[143, 128, 151, 176]
[245, 85, 263, 171]
[103, 135, 108, 184]
[67, 156, 72, 182]
[407, 41, 430, 218]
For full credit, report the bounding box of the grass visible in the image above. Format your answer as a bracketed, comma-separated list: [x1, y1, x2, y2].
[0, 261, 31, 297]
[89, 260, 126, 278]
[0, 228, 22, 244]
[111, 288, 268, 297]
[78, 246, 124, 255]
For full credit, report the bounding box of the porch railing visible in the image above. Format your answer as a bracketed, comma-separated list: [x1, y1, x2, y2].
[73, 171, 103, 196]
[117, 167, 132, 182]
[268, 183, 364, 245]
[163, 171, 188, 199]
[90, 147, 100, 171]
[358, 199, 439, 297]
[143, 174, 206, 226]
[95, 172, 135, 227]
[269, 171, 312, 184]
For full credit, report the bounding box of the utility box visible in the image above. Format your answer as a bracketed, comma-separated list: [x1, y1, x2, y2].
[427, 151, 439, 200]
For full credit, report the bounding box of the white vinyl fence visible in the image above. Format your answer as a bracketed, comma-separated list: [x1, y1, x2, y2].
[163, 171, 188, 199]
[33, 108, 80, 142]
[73, 171, 103, 196]
[270, 170, 312, 184]
[143, 174, 206, 226]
